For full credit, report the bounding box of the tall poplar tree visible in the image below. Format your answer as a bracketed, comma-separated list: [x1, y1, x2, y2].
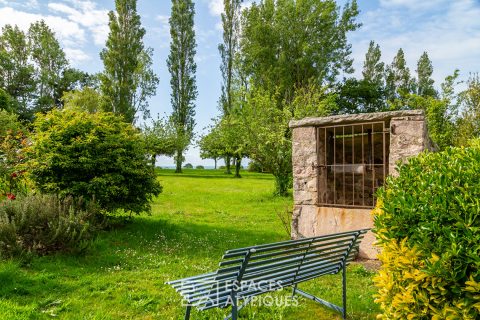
[167, 0, 197, 173]
[100, 0, 158, 123]
[362, 40, 384, 85]
[416, 51, 436, 98]
[385, 48, 412, 102]
[219, 0, 242, 175]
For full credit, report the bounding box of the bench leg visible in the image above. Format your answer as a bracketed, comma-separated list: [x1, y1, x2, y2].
[231, 295, 238, 320]
[292, 284, 297, 298]
[184, 305, 191, 320]
[342, 263, 347, 320]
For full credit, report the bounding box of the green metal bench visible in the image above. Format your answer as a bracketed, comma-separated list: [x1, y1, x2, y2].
[166, 229, 369, 320]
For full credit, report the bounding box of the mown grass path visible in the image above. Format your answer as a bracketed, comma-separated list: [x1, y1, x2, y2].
[0, 169, 378, 319]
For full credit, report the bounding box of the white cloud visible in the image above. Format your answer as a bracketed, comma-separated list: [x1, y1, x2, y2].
[379, 0, 448, 11]
[0, 6, 93, 65]
[0, 7, 85, 44]
[48, 1, 109, 46]
[349, 0, 480, 85]
[64, 47, 91, 63]
[207, 0, 223, 16]
[154, 15, 171, 48]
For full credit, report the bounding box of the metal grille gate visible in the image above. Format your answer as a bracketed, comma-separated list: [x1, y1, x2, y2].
[316, 122, 389, 208]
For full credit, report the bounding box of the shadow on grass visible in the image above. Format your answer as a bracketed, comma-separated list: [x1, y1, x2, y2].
[6, 217, 284, 275]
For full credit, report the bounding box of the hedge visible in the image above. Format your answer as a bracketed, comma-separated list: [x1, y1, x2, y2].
[373, 142, 480, 319]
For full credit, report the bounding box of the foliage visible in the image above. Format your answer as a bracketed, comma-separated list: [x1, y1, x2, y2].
[198, 122, 224, 169]
[0, 194, 99, 257]
[0, 88, 15, 113]
[363, 40, 385, 86]
[168, 0, 198, 173]
[335, 78, 386, 114]
[27, 109, 162, 214]
[100, 0, 158, 123]
[240, 0, 360, 101]
[0, 110, 28, 200]
[416, 52, 436, 98]
[385, 48, 414, 103]
[195, 165, 204, 170]
[0, 24, 35, 117]
[28, 20, 69, 113]
[61, 87, 103, 113]
[142, 116, 177, 167]
[457, 73, 480, 145]
[0, 22, 89, 120]
[183, 163, 193, 169]
[219, 0, 242, 116]
[374, 143, 480, 319]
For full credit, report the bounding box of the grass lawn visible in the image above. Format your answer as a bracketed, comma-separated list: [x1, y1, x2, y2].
[0, 169, 379, 319]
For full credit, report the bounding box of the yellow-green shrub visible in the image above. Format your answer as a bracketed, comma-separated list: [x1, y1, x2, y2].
[373, 141, 480, 319]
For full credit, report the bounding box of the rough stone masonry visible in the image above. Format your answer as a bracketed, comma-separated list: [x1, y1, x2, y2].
[289, 110, 434, 259]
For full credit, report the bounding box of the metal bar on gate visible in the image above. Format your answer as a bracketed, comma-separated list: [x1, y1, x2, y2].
[371, 123, 375, 206]
[333, 127, 336, 205]
[361, 124, 365, 207]
[352, 125, 355, 206]
[342, 126, 345, 205]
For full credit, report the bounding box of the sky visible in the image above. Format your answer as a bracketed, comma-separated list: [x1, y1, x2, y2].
[1, 0, 480, 167]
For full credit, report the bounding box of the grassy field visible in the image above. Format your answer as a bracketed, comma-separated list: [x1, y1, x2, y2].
[0, 169, 379, 319]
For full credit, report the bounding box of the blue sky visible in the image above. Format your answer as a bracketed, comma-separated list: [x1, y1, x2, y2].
[1, 0, 480, 167]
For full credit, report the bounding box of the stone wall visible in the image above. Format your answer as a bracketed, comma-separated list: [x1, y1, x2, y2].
[290, 110, 432, 260]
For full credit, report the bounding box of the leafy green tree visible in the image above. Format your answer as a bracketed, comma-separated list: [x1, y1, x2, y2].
[219, 0, 242, 115]
[336, 78, 386, 114]
[28, 20, 68, 114]
[362, 40, 384, 86]
[0, 110, 28, 198]
[389, 70, 459, 150]
[61, 87, 103, 113]
[237, 0, 358, 194]
[0, 25, 35, 116]
[0, 88, 15, 113]
[100, 0, 158, 123]
[142, 117, 177, 168]
[167, 0, 197, 173]
[241, 0, 360, 102]
[55, 68, 95, 108]
[27, 109, 162, 214]
[218, 0, 242, 174]
[416, 52, 436, 98]
[385, 48, 413, 103]
[241, 84, 333, 195]
[198, 123, 224, 170]
[457, 73, 480, 145]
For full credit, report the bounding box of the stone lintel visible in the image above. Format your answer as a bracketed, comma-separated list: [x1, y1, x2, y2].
[289, 110, 425, 128]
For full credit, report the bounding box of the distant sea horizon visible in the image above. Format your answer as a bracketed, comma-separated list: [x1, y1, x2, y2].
[159, 165, 218, 170]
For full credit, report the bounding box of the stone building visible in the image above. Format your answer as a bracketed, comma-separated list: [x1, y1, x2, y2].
[289, 110, 434, 259]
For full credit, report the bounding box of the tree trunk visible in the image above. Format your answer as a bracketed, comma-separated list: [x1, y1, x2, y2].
[225, 155, 232, 174]
[274, 173, 290, 196]
[214, 158, 217, 170]
[234, 157, 242, 178]
[151, 154, 156, 168]
[175, 149, 183, 173]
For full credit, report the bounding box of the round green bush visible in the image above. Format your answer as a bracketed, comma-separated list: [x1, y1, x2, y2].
[27, 109, 162, 214]
[374, 142, 480, 319]
[195, 165, 204, 170]
[183, 163, 193, 169]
